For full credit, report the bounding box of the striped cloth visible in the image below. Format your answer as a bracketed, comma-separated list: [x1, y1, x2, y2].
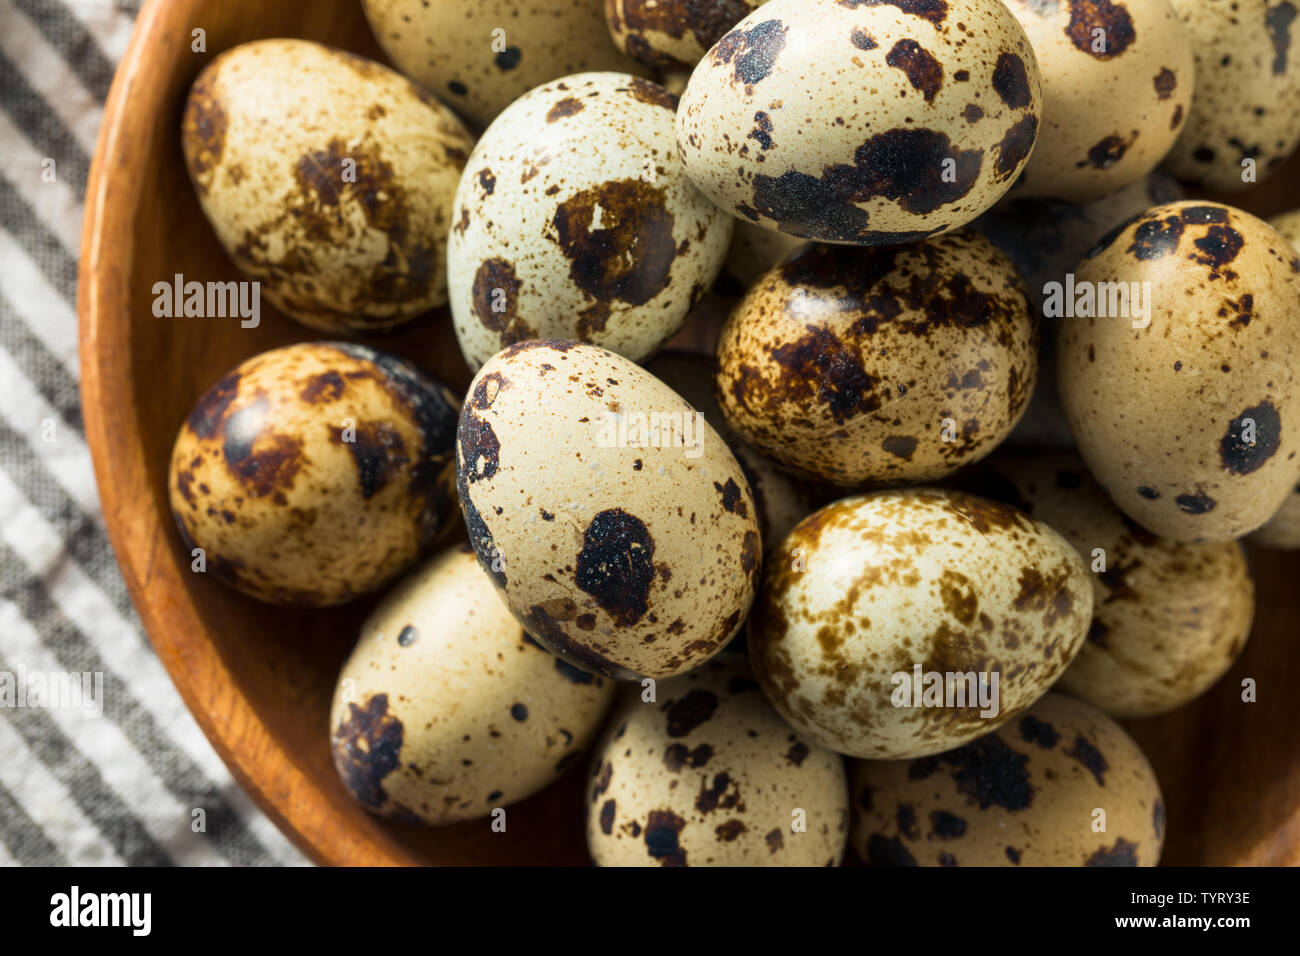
[0, 0, 306, 865]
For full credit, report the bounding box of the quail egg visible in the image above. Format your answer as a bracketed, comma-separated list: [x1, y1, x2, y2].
[675, 0, 1043, 244]
[1059, 200, 1300, 543]
[361, 0, 641, 128]
[181, 39, 474, 334]
[448, 72, 732, 370]
[957, 450, 1254, 717]
[714, 233, 1037, 486]
[1164, 0, 1300, 190]
[586, 656, 848, 866]
[1000, 0, 1193, 202]
[750, 489, 1094, 759]
[331, 545, 615, 824]
[849, 693, 1165, 866]
[456, 340, 761, 679]
[605, 0, 769, 74]
[168, 342, 459, 606]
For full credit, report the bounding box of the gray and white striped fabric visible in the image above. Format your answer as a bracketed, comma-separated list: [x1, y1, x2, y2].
[0, 0, 307, 866]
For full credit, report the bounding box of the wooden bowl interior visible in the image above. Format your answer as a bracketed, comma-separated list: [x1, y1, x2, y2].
[79, 0, 1299, 865]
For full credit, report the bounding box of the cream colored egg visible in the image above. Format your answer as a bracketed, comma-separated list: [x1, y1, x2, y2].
[181, 40, 474, 334]
[647, 350, 813, 550]
[1059, 200, 1300, 543]
[972, 172, 1186, 448]
[714, 233, 1037, 486]
[586, 656, 847, 866]
[362, 0, 641, 128]
[959, 450, 1254, 717]
[750, 489, 1094, 759]
[1001, 0, 1193, 202]
[1164, 0, 1300, 190]
[168, 343, 460, 606]
[849, 693, 1164, 866]
[456, 341, 761, 680]
[606, 0, 769, 73]
[448, 73, 732, 370]
[675, 0, 1043, 244]
[331, 545, 615, 824]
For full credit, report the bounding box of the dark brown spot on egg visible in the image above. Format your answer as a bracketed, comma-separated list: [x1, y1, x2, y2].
[187, 371, 240, 439]
[768, 325, 880, 423]
[301, 370, 344, 404]
[458, 407, 500, 485]
[786, 741, 810, 766]
[710, 18, 788, 91]
[1077, 133, 1134, 169]
[1127, 216, 1184, 260]
[748, 110, 775, 150]
[547, 97, 585, 123]
[180, 71, 227, 196]
[992, 52, 1032, 109]
[696, 772, 740, 813]
[1137, 486, 1160, 499]
[716, 819, 747, 842]
[886, 39, 943, 103]
[619, 0, 757, 70]
[664, 742, 713, 772]
[494, 47, 521, 70]
[1190, 225, 1244, 271]
[599, 799, 616, 834]
[645, 809, 688, 866]
[1019, 715, 1059, 748]
[765, 827, 784, 853]
[222, 400, 304, 499]
[1085, 838, 1138, 866]
[882, 435, 918, 460]
[460, 492, 503, 586]
[472, 257, 533, 345]
[940, 735, 1034, 810]
[1065, 735, 1107, 785]
[994, 115, 1039, 180]
[867, 834, 918, 865]
[930, 810, 966, 838]
[575, 508, 657, 628]
[843, 0, 947, 26]
[331, 694, 403, 809]
[1153, 67, 1176, 99]
[624, 77, 679, 111]
[1266, 2, 1297, 75]
[666, 688, 719, 737]
[1220, 402, 1282, 475]
[1065, 0, 1135, 59]
[714, 478, 749, 516]
[851, 28, 878, 50]
[1175, 489, 1216, 514]
[335, 421, 408, 500]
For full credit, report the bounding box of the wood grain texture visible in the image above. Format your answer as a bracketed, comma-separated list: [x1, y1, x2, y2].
[78, 0, 1298, 866]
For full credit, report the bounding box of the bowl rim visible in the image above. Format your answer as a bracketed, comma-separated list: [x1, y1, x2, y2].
[76, 0, 407, 867]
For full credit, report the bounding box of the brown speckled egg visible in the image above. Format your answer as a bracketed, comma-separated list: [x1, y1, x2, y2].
[456, 340, 761, 679]
[586, 656, 848, 866]
[1164, 0, 1300, 190]
[972, 172, 1186, 448]
[181, 40, 474, 334]
[361, 0, 641, 128]
[331, 545, 615, 824]
[1001, 0, 1193, 202]
[168, 343, 459, 606]
[648, 350, 813, 550]
[958, 450, 1254, 718]
[849, 693, 1164, 866]
[750, 489, 1093, 760]
[605, 0, 769, 73]
[448, 73, 732, 370]
[675, 0, 1043, 245]
[1059, 201, 1300, 543]
[714, 234, 1037, 486]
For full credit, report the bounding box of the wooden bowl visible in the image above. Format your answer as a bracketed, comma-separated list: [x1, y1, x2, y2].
[79, 0, 1300, 866]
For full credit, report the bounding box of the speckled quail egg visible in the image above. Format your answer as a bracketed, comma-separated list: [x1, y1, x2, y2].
[849, 693, 1165, 866]
[675, 0, 1043, 244]
[331, 544, 615, 824]
[749, 489, 1094, 760]
[586, 656, 848, 866]
[361, 0, 641, 128]
[168, 342, 459, 606]
[448, 73, 733, 370]
[605, 0, 769, 74]
[648, 350, 813, 550]
[181, 39, 474, 334]
[973, 171, 1186, 448]
[723, 219, 807, 288]
[1000, 0, 1193, 202]
[456, 340, 762, 679]
[1164, 0, 1300, 190]
[1059, 200, 1300, 543]
[957, 450, 1254, 718]
[714, 233, 1038, 486]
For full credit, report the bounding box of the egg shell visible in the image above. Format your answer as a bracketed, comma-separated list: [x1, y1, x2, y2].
[957, 450, 1254, 718]
[750, 488, 1094, 760]
[849, 693, 1164, 866]
[647, 350, 814, 550]
[675, 0, 1043, 245]
[605, 0, 769, 73]
[168, 342, 459, 606]
[973, 172, 1187, 448]
[1001, 0, 1193, 202]
[714, 233, 1038, 486]
[362, 0, 642, 128]
[181, 39, 474, 334]
[1059, 200, 1300, 543]
[586, 656, 848, 866]
[456, 340, 762, 680]
[1164, 0, 1300, 190]
[448, 72, 733, 370]
[331, 545, 615, 825]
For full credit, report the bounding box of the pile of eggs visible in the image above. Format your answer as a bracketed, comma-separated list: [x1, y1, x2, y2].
[167, 0, 1300, 866]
